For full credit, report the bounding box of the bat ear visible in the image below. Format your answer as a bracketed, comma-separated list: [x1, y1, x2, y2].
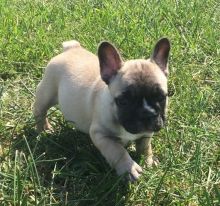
[151, 38, 170, 76]
[98, 42, 122, 84]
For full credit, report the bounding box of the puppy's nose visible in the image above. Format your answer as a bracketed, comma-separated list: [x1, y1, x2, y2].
[153, 119, 163, 132]
[153, 124, 162, 132]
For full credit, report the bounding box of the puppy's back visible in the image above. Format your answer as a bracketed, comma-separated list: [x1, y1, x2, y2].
[39, 41, 106, 133]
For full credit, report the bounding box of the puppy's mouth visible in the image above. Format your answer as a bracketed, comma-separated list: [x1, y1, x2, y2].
[121, 117, 164, 134]
[122, 123, 143, 134]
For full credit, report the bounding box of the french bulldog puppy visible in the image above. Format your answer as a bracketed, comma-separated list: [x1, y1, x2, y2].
[33, 38, 170, 181]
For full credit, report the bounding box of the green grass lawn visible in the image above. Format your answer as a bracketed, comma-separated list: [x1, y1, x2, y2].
[0, 0, 220, 205]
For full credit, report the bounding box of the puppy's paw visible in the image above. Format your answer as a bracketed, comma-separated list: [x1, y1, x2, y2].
[146, 156, 159, 167]
[44, 122, 54, 133]
[36, 118, 54, 133]
[116, 160, 143, 182]
[128, 161, 143, 182]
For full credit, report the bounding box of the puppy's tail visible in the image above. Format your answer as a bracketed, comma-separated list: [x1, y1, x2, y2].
[62, 40, 81, 51]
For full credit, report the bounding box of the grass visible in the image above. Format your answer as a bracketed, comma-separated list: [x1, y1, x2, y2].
[0, 0, 220, 205]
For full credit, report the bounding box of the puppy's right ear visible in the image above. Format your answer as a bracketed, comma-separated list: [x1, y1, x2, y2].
[98, 42, 122, 84]
[151, 38, 170, 76]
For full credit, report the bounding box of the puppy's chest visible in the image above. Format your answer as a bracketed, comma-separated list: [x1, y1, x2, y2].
[118, 128, 152, 145]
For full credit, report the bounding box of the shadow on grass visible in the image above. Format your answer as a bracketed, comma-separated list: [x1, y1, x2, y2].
[12, 122, 129, 206]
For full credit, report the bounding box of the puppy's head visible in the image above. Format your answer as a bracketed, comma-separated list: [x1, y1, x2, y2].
[98, 38, 170, 134]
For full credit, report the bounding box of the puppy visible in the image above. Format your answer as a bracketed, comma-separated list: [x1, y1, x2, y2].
[33, 38, 170, 181]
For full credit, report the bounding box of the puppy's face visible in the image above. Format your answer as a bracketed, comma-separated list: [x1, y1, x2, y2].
[110, 60, 167, 134]
[98, 38, 170, 134]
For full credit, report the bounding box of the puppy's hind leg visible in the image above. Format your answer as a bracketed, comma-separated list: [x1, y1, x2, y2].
[33, 77, 58, 133]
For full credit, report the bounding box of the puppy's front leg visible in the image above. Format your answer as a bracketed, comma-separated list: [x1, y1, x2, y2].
[136, 137, 159, 167]
[90, 131, 142, 181]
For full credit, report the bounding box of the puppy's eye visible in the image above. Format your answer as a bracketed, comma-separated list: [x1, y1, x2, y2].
[115, 97, 129, 107]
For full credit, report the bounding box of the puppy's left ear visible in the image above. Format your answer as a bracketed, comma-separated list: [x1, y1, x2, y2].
[98, 42, 122, 84]
[151, 38, 170, 76]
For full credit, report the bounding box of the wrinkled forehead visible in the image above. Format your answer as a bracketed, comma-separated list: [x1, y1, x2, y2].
[110, 59, 167, 97]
